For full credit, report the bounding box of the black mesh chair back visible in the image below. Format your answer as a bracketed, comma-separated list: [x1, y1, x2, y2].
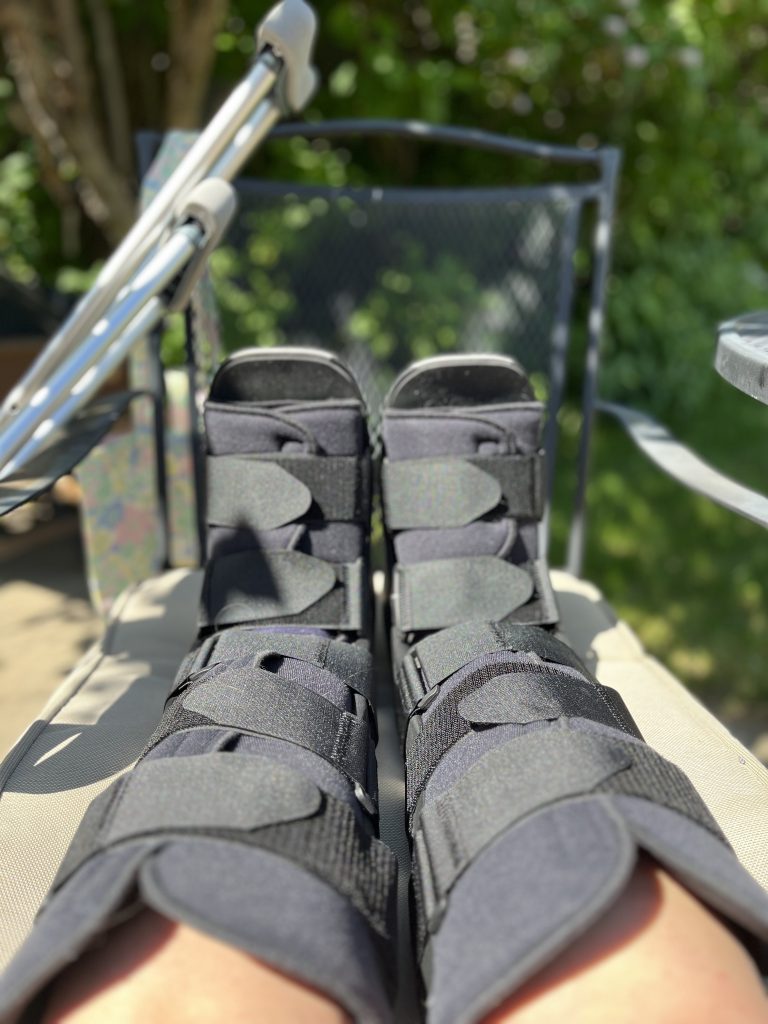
[176, 121, 620, 573]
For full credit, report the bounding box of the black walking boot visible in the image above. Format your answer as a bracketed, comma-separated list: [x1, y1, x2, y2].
[381, 355, 768, 1024]
[0, 350, 397, 1024]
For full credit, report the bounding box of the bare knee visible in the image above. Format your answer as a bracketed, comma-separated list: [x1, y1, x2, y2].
[42, 909, 349, 1024]
[483, 857, 768, 1024]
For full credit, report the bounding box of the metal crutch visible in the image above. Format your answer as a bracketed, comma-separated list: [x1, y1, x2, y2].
[0, 0, 318, 479]
[1, 179, 237, 481]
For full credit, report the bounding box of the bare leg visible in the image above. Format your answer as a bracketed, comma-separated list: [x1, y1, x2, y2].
[42, 858, 768, 1024]
[484, 857, 768, 1024]
[42, 910, 349, 1024]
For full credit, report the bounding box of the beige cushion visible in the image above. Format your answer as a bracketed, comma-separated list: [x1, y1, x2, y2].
[552, 569, 768, 897]
[0, 570, 199, 969]
[2, 568, 768, 969]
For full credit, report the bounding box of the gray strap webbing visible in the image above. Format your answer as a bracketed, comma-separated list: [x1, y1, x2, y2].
[382, 453, 544, 528]
[415, 728, 723, 930]
[393, 558, 534, 632]
[207, 453, 368, 528]
[270, 453, 369, 520]
[458, 672, 633, 728]
[182, 665, 373, 795]
[201, 552, 363, 630]
[105, 753, 320, 844]
[53, 760, 397, 941]
[186, 632, 373, 707]
[406, 667, 642, 816]
[399, 617, 584, 714]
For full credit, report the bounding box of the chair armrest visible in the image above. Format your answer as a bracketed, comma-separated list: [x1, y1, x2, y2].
[715, 312, 768, 406]
[597, 400, 768, 530]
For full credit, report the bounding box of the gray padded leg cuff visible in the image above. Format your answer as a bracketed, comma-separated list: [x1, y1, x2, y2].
[400, 622, 768, 1024]
[0, 633, 397, 1024]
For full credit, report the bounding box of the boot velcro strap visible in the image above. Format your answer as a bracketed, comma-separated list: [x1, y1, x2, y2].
[53, 753, 397, 939]
[201, 551, 364, 630]
[393, 558, 534, 633]
[399, 619, 584, 715]
[110, 754, 318, 842]
[207, 453, 369, 529]
[502, 558, 560, 629]
[382, 453, 544, 529]
[182, 632, 374, 711]
[175, 664, 376, 802]
[413, 727, 724, 935]
[405, 664, 642, 818]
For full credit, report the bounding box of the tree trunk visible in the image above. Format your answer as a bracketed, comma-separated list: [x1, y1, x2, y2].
[85, 0, 134, 180]
[166, 0, 230, 129]
[0, 0, 136, 244]
[0, 0, 231, 246]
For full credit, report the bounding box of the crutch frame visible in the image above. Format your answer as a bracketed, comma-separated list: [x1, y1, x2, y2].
[0, 0, 318, 483]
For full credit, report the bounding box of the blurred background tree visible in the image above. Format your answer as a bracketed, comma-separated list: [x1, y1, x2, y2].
[3, 1, 768, 417]
[1, 0, 767, 719]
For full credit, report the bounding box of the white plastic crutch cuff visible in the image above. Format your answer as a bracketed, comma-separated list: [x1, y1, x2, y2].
[257, 0, 319, 112]
[166, 178, 238, 313]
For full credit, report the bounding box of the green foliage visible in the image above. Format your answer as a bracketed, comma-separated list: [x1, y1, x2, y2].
[347, 245, 479, 364]
[6, 1, 768, 417]
[253, 2, 768, 419]
[0, 147, 41, 286]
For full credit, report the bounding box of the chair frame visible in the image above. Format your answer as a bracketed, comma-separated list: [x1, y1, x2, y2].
[172, 117, 622, 576]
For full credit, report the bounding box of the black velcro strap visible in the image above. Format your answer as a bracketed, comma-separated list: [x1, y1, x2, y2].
[185, 631, 374, 709]
[54, 755, 397, 940]
[414, 727, 724, 932]
[181, 665, 375, 800]
[269, 453, 370, 520]
[201, 551, 364, 630]
[393, 558, 534, 633]
[471, 453, 544, 518]
[382, 453, 544, 529]
[207, 457, 311, 530]
[207, 453, 369, 529]
[513, 558, 560, 627]
[382, 458, 500, 529]
[106, 753, 319, 842]
[241, 788, 396, 939]
[405, 663, 643, 818]
[399, 618, 584, 715]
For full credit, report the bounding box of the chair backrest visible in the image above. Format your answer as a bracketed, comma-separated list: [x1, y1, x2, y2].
[140, 120, 620, 575]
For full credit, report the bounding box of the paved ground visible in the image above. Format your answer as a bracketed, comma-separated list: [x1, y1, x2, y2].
[0, 516, 99, 757]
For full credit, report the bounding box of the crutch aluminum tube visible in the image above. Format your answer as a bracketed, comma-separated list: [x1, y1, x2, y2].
[0, 0, 318, 459]
[0, 179, 237, 481]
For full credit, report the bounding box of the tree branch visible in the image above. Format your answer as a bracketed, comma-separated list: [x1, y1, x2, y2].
[166, 0, 229, 128]
[0, 0, 136, 243]
[84, 0, 134, 180]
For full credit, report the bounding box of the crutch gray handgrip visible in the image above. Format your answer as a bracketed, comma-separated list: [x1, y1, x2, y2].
[0, 180, 237, 481]
[0, 0, 317, 432]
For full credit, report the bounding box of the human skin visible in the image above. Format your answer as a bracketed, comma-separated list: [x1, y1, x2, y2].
[42, 909, 350, 1024]
[485, 856, 768, 1024]
[42, 858, 768, 1024]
